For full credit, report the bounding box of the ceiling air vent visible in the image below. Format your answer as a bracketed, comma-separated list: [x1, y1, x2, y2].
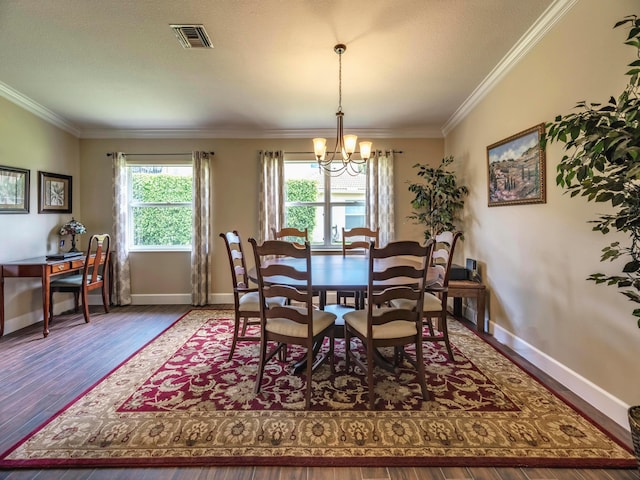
[170, 24, 213, 49]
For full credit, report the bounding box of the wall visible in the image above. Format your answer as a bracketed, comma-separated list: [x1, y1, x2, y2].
[445, 0, 640, 427]
[0, 97, 80, 333]
[78, 137, 444, 305]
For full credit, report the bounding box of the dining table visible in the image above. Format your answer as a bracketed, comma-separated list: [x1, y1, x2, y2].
[247, 253, 438, 373]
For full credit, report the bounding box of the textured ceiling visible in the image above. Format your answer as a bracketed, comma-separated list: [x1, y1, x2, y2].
[0, 0, 563, 138]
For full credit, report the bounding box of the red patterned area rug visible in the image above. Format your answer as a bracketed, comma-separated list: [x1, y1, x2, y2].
[0, 309, 635, 469]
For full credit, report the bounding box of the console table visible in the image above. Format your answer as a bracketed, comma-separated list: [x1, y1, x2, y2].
[1, 255, 91, 338]
[448, 279, 487, 333]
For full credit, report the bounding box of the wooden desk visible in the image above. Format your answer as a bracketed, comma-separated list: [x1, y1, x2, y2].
[0, 255, 86, 338]
[448, 279, 486, 333]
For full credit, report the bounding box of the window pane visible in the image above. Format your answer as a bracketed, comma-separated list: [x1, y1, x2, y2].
[283, 162, 323, 239]
[131, 166, 192, 203]
[284, 205, 325, 244]
[329, 168, 366, 202]
[331, 204, 366, 243]
[128, 165, 193, 248]
[132, 205, 192, 246]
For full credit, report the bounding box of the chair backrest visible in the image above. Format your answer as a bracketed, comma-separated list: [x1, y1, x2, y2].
[431, 231, 462, 288]
[249, 238, 314, 330]
[83, 234, 110, 287]
[219, 231, 251, 296]
[271, 227, 308, 248]
[367, 240, 434, 327]
[342, 227, 379, 257]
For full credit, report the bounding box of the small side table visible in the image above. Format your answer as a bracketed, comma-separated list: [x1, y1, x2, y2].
[448, 279, 487, 333]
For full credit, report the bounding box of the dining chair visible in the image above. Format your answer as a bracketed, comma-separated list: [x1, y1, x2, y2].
[271, 227, 308, 248]
[49, 233, 111, 324]
[248, 238, 336, 409]
[271, 226, 326, 308]
[343, 239, 434, 409]
[337, 227, 379, 308]
[219, 231, 286, 361]
[420, 231, 462, 360]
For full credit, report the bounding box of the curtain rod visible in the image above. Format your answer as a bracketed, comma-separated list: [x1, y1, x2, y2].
[106, 152, 214, 157]
[284, 150, 402, 155]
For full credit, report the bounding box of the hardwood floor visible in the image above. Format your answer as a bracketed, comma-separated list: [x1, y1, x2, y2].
[0, 305, 638, 480]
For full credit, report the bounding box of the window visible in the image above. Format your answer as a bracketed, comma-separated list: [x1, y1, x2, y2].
[127, 164, 193, 250]
[283, 160, 366, 248]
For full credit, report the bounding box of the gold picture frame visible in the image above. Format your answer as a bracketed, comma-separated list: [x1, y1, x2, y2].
[38, 171, 72, 213]
[487, 123, 546, 207]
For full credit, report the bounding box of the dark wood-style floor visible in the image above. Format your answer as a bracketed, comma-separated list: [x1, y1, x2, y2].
[0, 305, 638, 480]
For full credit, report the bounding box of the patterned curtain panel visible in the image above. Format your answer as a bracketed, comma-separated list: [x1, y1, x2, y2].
[366, 150, 395, 246]
[191, 151, 212, 306]
[111, 152, 132, 305]
[258, 150, 284, 243]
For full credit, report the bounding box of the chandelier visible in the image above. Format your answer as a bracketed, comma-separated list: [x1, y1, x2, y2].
[313, 44, 372, 175]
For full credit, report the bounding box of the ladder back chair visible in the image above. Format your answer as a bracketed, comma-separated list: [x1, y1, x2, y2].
[343, 239, 434, 409]
[391, 231, 461, 360]
[219, 231, 285, 361]
[271, 227, 309, 248]
[421, 231, 461, 360]
[337, 227, 379, 308]
[249, 238, 336, 409]
[49, 233, 111, 324]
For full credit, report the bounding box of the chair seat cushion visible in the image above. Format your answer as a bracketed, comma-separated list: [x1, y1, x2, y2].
[238, 291, 286, 313]
[343, 308, 418, 339]
[50, 274, 102, 288]
[266, 306, 336, 338]
[390, 292, 442, 312]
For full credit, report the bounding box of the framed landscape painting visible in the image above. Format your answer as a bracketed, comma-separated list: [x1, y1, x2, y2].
[38, 171, 72, 213]
[487, 123, 546, 207]
[0, 165, 30, 213]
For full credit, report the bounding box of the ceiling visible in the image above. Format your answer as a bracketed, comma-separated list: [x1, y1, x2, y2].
[0, 0, 565, 139]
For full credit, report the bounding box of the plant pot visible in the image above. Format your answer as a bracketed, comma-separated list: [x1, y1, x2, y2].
[630, 405, 640, 469]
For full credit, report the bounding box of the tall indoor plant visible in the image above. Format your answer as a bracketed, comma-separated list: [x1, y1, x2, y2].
[541, 14, 640, 467]
[407, 155, 469, 241]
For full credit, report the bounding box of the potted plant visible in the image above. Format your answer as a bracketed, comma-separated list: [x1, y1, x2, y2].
[407, 155, 469, 241]
[541, 14, 640, 467]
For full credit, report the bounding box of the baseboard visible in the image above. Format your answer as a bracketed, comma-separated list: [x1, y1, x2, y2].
[129, 294, 192, 305]
[491, 323, 631, 432]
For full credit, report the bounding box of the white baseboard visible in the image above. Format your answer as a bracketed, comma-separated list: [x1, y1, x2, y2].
[491, 322, 631, 432]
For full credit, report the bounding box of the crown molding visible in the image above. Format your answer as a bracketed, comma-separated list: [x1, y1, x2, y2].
[79, 126, 444, 139]
[0, 81, 81, 137]
[441, 0, 578, 137]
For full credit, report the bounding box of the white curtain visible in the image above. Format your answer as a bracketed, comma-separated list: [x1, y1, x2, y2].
[191, 151, 212, 306]
[258, 150, 284, 243]
[366, 150, 395, 246]
[111, 152, 132, 305]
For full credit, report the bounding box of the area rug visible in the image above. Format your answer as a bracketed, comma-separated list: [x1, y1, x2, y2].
[0, 309, 635, 469]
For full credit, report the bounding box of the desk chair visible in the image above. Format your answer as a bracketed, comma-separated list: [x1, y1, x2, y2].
[337, 227, 379, 308]
[343, 240, 433, 409]
[249, 238, 336, 409]
[49, 233, 111, 324]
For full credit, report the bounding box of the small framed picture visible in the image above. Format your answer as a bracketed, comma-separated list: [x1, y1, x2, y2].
[38, 171, 72, 213]
[0, 165, 30, 214]
[487, 123, 546, 207]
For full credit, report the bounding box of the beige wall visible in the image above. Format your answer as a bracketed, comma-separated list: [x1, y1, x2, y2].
[445, 0, 640, 415]
[0, 96, 80, 332]
[78, 137, 444, 303]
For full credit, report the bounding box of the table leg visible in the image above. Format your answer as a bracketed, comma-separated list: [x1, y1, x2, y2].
[0, 268, 4, 337]
[41, 266, 50, 338]
[476, 288, 486, 334]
